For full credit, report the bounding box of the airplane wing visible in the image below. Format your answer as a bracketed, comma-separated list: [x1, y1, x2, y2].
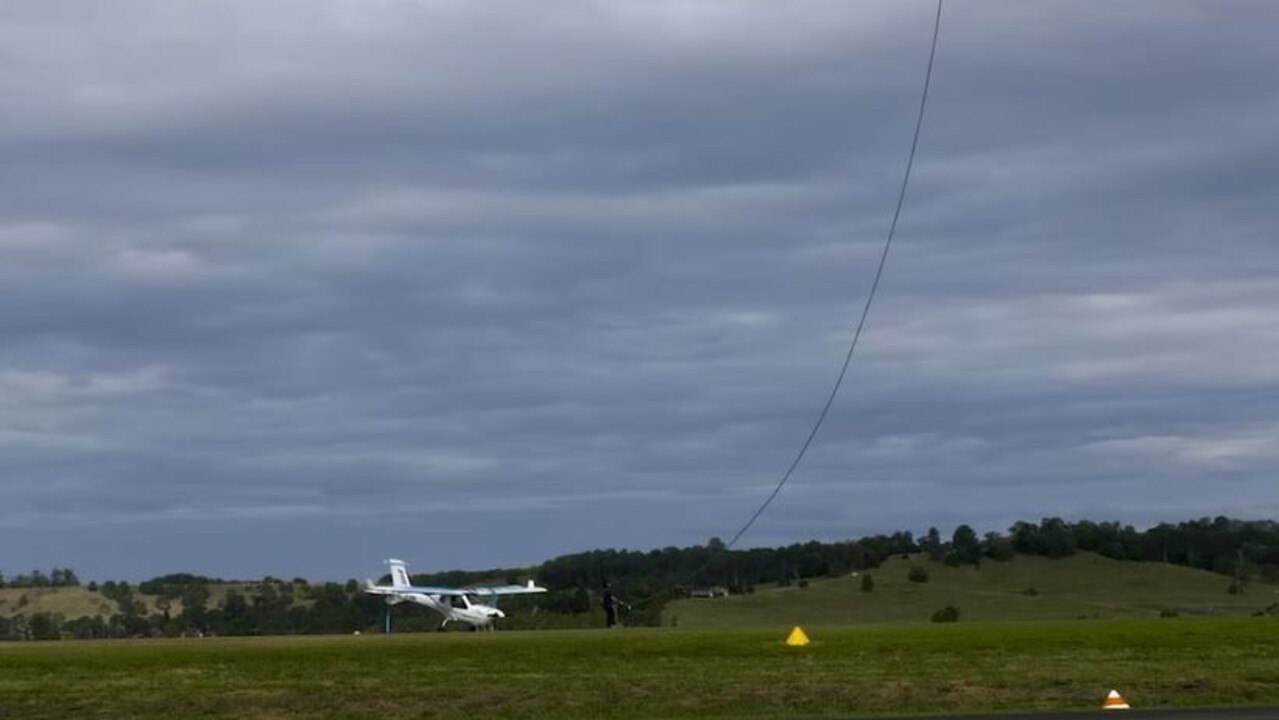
[391, 581, 547, 596]
[464, 580, 548, 596]
[364, 561, 547, 597]
[367, 583, 468, 596]
[363, 579, 464, 596]
[364, 581, 532, 597]
[401, 585, 472, 596]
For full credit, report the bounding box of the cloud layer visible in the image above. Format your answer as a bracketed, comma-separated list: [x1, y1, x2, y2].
[2, 0, 1277, 579]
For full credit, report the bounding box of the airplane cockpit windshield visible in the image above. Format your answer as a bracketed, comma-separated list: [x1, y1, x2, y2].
[449, 595, 469, 609]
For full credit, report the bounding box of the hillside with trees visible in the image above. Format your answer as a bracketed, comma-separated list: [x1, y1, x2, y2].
[664, 552, 1279, 627]
[3, 516, 1279, 640]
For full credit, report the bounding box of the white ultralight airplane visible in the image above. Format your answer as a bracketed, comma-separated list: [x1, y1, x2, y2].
[364, 558, 547, 631]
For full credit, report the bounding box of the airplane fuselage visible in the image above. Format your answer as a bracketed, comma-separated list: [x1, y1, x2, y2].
[366, 558, 545, 631]
[392, 592, 504, 629]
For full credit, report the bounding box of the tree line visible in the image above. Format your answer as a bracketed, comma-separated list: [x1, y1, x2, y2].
[0, 568, 80, 589]
[528, 517, 1279, 611]
[4, 515, 1279, 640]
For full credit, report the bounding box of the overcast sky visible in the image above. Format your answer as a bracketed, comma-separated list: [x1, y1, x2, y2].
[2, 0, 1277, 581]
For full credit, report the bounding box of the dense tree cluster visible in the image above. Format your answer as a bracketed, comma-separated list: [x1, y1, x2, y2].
[4, 516, 1279, 640]
[0, 567, 80, 589]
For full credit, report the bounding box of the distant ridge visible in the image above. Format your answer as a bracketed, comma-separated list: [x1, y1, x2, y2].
[664, 552, 1279, 627]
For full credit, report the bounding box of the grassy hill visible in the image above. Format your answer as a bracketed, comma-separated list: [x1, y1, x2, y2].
[0, 587, 119, 620]
[7, 552, 1279, 630]
[0, 583, 270, 621]
[663, 553, 1279, 628]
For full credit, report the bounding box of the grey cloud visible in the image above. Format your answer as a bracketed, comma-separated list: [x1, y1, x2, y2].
[2, 1, 1278, 579]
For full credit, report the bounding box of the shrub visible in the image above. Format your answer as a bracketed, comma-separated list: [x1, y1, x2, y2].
[861, 574, 874, 592]
[908, 566, 930, 583]
[1021, 587, 1039, 596]
[931, 605, 960, 623]
[797, 580, 809, 589]
[1159, 608, 1179, 618]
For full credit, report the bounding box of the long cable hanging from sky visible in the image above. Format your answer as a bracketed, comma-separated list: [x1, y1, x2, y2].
[722, 0, 945, 551]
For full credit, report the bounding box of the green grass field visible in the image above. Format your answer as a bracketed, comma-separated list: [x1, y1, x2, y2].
[665, 554, 1279, 627]
[3, 618, 1279, 719]
[4, 556, 1278, 718]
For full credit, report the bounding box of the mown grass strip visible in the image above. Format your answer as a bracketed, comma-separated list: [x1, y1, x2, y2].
[2, 618, 1278, 719]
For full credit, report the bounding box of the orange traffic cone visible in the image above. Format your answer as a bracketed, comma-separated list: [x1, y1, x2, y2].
[1102, 689, 1130, 710]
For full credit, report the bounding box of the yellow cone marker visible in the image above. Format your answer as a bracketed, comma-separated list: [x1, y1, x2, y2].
[785, 626, 810, 646]
[1102, 690, 1130, 711]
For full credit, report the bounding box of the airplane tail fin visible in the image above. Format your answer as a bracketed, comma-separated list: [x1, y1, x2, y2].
[386, 558, 411, 589]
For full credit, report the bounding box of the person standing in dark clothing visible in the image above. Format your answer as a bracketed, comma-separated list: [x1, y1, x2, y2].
[602, 582, 617, 628]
